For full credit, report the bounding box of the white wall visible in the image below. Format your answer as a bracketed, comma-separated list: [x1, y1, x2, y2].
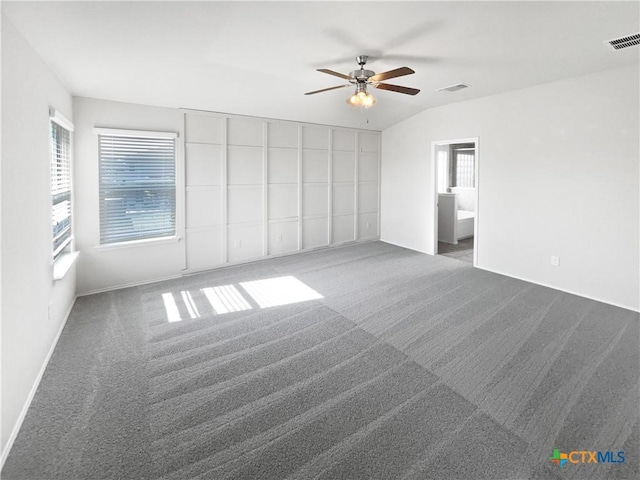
[382, 66, 639, 311]
[73, 97, 185, 294]
[1, 16, 76, 461]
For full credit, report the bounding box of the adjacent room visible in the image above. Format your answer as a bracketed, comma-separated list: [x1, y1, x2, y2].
[1, 2, 638, 479]
[436, 140, 477, 264]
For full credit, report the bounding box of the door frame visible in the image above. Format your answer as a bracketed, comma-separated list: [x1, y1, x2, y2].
[431, 136, 479, 267]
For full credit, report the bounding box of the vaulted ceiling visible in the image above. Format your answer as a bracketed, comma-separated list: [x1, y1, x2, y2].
[3, 1, 639, 130]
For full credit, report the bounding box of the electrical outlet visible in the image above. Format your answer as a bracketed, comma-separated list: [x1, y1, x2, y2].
[276, 234, 283, 242]
[550, 256, 560, 267]
[365, 221, 371, 229]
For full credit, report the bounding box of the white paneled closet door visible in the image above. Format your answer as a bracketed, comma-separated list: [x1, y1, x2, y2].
[183, 110, 380, 272]
[267, 122, 299, 255]
[358, 131, 380, 240]
[301, 125, 330, 249]
[226, 117, 264, 263]
[184, 113, 224, 271]
[331, 129, 357, 244]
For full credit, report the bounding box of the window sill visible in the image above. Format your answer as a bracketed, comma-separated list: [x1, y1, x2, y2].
[95, 236, 179, 252]
[53, 251, 79, 281]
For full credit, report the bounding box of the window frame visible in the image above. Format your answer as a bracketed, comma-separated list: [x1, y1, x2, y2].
[50, 108, 74, 265]
[95, 128, 179, 247]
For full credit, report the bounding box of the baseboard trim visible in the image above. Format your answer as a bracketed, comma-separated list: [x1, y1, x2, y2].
[0, 295, 78, 470]
[182, 238, 381, 277]
[378, 239, 430, 255]
[378, 241, 638, 313]
[476, 264, 639, 313]
[77, 274, 183, 297]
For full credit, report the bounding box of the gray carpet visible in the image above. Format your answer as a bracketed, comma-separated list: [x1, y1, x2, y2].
[2, 241, 638, 479]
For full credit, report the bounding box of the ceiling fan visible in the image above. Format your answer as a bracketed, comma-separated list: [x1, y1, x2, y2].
[305, 55, 420, 107]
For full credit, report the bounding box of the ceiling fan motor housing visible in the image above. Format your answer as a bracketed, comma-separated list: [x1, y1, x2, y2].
[349, 69, 375, 83]
[350, 55, 374, 83]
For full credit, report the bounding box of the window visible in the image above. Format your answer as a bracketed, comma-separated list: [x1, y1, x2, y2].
[50, 110, 74, 261]
[450, 144, 475, 188]
[453, 150, 475, 188]
[97, 129, 177, 244]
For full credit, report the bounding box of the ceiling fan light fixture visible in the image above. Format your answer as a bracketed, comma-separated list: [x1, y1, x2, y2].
[347, 86, 376, 108]
[362, 92, 376, 108]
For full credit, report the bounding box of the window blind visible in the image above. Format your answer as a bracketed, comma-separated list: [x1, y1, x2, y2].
[99, 134, 176, 244]
[51, 121, 72, 259]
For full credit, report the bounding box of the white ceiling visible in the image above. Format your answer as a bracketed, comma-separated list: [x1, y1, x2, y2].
[3, 1, 639, 131]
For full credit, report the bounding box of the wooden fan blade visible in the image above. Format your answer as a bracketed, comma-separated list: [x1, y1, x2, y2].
[369, 67, 415, 82]
[304, 84, 349, 95]
[317, 68, 351, 80]
[375, 83, 420, 95]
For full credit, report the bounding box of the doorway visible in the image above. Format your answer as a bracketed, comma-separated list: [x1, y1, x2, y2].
[432, 137, 479, 266]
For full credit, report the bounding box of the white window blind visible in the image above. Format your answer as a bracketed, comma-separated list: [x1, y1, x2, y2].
[98, 132, 176, 244]
[51, 120, 72, 260]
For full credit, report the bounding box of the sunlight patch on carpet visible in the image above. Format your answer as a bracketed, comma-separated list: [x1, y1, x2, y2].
[161, 276, 323, 322]
[240, 276, 324, 308]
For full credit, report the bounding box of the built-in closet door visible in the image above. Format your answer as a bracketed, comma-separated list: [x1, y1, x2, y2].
[301, 125, 330, 249]
[357, 132, 380, 239]
[184, 114, 224, 270]
[226, 117, 264, 262]
[267, 122, 299, 255]
[183, 110, 380, 273]
[332, 129, 357, 244]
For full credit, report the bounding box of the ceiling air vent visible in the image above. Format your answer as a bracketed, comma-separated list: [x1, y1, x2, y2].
[607, 33, 640, 50]
[437, 83, 469, 92]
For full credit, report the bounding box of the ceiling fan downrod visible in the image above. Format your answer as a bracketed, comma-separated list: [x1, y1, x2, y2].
[350, 55, 375, 83]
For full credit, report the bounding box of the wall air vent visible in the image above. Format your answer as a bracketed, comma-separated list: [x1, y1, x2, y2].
[436, 83, 469, 92]
[607, 33, 640, 50]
